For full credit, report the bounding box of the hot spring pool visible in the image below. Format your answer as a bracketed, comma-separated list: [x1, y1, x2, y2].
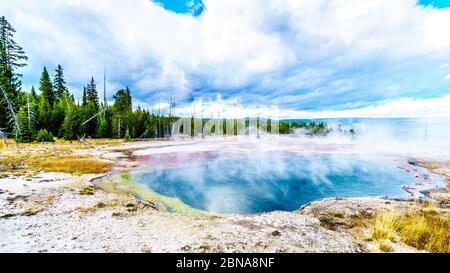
[124, 156, 426, 214]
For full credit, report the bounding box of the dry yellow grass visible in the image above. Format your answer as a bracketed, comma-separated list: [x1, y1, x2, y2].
[371, 210, 397, 241]
[84, 139, 125, 145]
[1, 140, 113, 175]
[370, 202, 450, 253]
[1, 138, 123, 150]
[0, 141, 9, 149]
[33, 155, 112, 175]
[378, 239, 393, 252]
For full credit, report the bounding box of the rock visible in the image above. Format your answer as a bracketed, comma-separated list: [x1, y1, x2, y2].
[181, 245, 192, 251]
[408, 159, 418, 166]
[271, 230, 281, 236]
[141, 245, 152, 253]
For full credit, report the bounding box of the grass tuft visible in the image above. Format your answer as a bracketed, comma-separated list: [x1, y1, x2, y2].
[378, 240, 393, 252]
[371, 210, 397, 241]
[79, 186, 96, 195]
[370, 202, 449, 253]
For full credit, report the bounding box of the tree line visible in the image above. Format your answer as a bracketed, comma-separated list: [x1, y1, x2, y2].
[0, 16, 175, 143]
[1, 15, 336, 143]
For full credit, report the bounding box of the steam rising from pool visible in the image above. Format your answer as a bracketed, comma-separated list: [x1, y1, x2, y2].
[131, 155, 418, 214]
[101, 118, 449, 214]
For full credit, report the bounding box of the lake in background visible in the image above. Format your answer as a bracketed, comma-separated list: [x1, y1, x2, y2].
[286, 118, 450, 144]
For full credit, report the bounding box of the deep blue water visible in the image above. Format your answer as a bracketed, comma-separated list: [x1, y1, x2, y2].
[134, 155, 417, 214]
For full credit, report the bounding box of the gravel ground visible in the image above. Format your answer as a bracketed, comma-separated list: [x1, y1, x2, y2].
[0, 174, 360, 253]
[0, 138, 448, 253]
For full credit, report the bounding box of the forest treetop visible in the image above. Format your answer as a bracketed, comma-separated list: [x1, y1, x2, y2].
[1, 16, 334, 143]
[0, 16, 178, 142]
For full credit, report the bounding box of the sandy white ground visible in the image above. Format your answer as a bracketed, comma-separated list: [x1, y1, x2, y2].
[0, 136, 448, 253]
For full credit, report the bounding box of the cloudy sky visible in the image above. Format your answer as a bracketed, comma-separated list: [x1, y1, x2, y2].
[2, 0, 450, 118]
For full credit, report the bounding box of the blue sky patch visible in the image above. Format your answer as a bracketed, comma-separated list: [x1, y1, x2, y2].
[153, 0, 204, 16]
[418, 0, 450, 8]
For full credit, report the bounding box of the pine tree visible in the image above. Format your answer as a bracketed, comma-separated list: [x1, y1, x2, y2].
[50, 100, 66, 136]
[112, 87, 132, 138]
[113, 87, 132, 114]
[82, 101, 98, 137]
[82, 77, 100, 137]
[85, 77, 99, 110]
[134, 107, 148, 138]
[38, 94, 51, 130]
[30, 86, 37, 101]
[96, 118, 109, 138]
[82, 86, 87, 107]
[124, 128, 130, 141]
[53, 64, 69, 99]
[39, 67, 54, 106]
[0, 16, 28, 99]
[14, 106, 35, 142]
[29, 87, 39, 130]
[62, 102, 81, 141]
[0, 16, 28, 132]
[143, 111, 156, 139]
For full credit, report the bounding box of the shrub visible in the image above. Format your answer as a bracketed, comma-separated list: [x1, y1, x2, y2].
[124, 129, 131, 141]
[36, 129, 54, 142]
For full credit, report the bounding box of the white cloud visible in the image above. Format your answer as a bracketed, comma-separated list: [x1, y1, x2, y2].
[445, 73, 450, 80]
[280, 95, 450, 119]
[172, 95, 450, 119]
[1, 0, 450, 114]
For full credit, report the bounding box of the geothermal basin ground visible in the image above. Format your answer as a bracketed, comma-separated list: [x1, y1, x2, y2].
[0, 136, 449, 253]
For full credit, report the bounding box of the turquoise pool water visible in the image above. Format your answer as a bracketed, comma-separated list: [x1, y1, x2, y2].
[134, 156, 418, 214]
